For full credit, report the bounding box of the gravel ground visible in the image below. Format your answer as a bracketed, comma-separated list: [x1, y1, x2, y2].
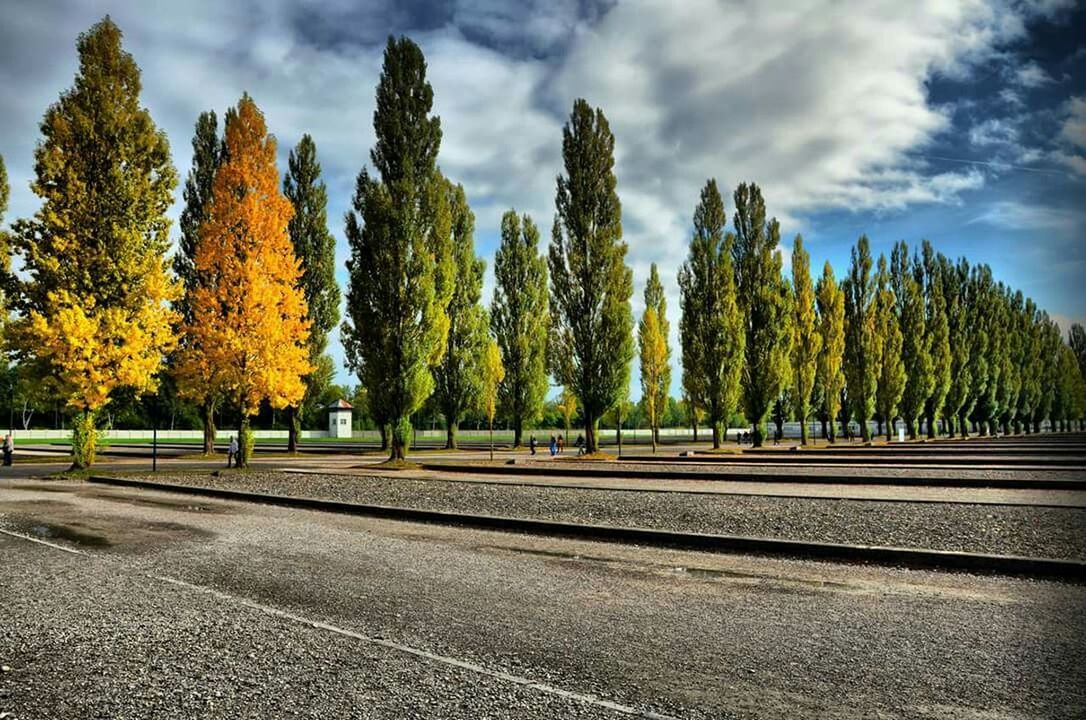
[0, 534, 632, 720]
[126, 471, 1086, 560]
[3, 485, 1085, 719]
[505, 460, 1086, 482]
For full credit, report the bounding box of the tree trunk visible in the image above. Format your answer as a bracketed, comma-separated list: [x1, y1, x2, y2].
[446, 420, 458, 450]
[513, 417, 522, 449]
[752, 421, 765, 448]
[379, 424, 389, 451]
[691, 419, 698, 443]
[489, 421, 494, 461]
[585, 416, 598, 454]
[390, 419, 407, 461]
[237, 415, 250, 468]
[800, 418, 809, 446]
[651, 423, 657, 454]
[202, 400, 217, 455]
[286, 406, 299, 453]
[712, 421, 722, 449]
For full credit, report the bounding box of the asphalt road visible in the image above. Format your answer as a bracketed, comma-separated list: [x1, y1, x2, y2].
[2, 482, 1085, 719]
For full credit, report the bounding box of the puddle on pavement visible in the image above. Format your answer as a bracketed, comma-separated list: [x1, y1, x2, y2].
[24, 521, 112, 547]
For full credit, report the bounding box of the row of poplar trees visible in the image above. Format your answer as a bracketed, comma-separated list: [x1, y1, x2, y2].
[0, 19, 334, 468]
[676, 178, 1086, 448]
[0, 19, 1083, 468]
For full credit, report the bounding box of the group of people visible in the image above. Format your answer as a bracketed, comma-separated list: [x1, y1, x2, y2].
[528, 433, 586, 456]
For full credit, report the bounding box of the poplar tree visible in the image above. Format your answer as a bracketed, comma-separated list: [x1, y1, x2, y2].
[1068, 324, 1086, 379]
[173, 110, 224, 454]
[873, 254, 905, 440]
[10, 18, 179, 468]
[963, 265, 993, 435]
[0, 153, 8, 293]
[1000, 290, 1026, 435]
[283, 134, 340, 452]
[491, 210, 549, 447]
[843, 236, 877, 441]
[921, 242, 951, 438]
[893, 242, 931, 439]
[1033, 314, 1060, 433]
[431, 181, 488, 449]
[639, 264, 669, 452]
[548, 99, 633, 454]
[342, 36, 454, 461]
[642, 263, 671, 446]
[790, 235, 821, 445]
[942, 258, 972, 436]
[1015, 299, 1042, 433]
[177, 94, 311, 467]
[731, 182, 792, 447]
[679, 179, 744, 449]
[815, 262, 845, 442]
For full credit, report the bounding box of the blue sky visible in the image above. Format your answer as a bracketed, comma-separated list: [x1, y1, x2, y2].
[1, 0, 1083, 398]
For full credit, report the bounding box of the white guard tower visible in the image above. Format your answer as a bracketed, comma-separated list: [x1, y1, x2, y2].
[327, 399, 353, 439]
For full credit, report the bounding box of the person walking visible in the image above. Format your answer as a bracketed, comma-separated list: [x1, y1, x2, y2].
[2, 432, 13, 467]
[529, 435, 537, 456]
[228, 435, 239, 468]
[549, 434, 557, 457]
[575, 433, 585, 455]
[557, 434, 565, 454]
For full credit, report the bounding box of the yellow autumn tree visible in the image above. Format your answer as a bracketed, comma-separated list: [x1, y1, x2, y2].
[479, 339, 505, 461]
[177, 94, 311, 467]
[10, 18, 179, 468]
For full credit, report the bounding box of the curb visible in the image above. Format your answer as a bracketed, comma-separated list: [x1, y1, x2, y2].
[87, 475, 1086, 582]
[417, 463, 1086, 491]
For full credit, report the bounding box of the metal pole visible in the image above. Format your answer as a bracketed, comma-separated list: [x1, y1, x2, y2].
[152, 423, 158, 473]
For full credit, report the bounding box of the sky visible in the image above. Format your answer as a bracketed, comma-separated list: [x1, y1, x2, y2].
[1, 0, 1084, 399]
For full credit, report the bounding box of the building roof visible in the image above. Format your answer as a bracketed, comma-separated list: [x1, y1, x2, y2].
[327, 399, 353, 410]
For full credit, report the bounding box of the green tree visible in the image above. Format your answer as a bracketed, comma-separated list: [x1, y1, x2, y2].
[491, 210, 549, 447]
[1033, 314, 1060, 433]
[892, 242, 931, 439]
[966, 266, 996, 435]
[873, 254, 905, 440]
[731, 183, 792, 447]
[341, 36, 454, 461]
[815, 262, 845, 442]
[431, 181, 487, 449]
[921, 242, 951, 438]
[172, 110, 224, 454]
[284, 133, 340, 452]
[1069, 323, 1086, 379]
[9, 17, 179, 467]
[479, 339, 505, 460]
[639, 266, 669, 453]
[842, 236, 877, 441]
[548, 99, 633, 454]
[1015, 299, 1042, 433]
[678, 179, 744, 449]
[0, 154, 9, 318]
[790, 235, 821, 445]
[641, 263, 671, 447]
[941, 258, 972, 436]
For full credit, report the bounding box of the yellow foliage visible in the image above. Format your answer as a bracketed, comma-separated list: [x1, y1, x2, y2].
[178, 94, 311, 417]
[480, 340, 505, 424]
[21, 275, 178, 413]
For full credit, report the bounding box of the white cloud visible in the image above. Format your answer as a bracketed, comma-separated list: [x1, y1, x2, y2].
[969, 118, 1018, 146]
[1014, 59, 1052, 88]
[966, 200, 1081, 231]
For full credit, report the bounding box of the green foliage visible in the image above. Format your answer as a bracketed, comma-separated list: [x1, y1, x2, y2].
[941, 258, 972, 435]
[71, 410, 98, 469]
[873, 254, 905, 440]
[639, 264, 671, 450]
[843, 236, 877, 440]
[1069, 323, 1086, 379]
[548, 99, 633, 454]
[174, 111, 222, 327]
[815, 262, 845, 441]
[790, 235, 821, 444]
[893, 242, 932, 438]
[731, 182, 792, 447]
[431, 181, 488, 449]
[491, 210, 549, 446]
[921, 242, 951, 437]
[284, 133, 341, 436]
[341, 36, 453, 461]
[679, 179, 744, 448]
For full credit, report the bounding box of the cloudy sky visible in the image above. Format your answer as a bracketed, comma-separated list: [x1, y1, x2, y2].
[1, 0, 1084, 396]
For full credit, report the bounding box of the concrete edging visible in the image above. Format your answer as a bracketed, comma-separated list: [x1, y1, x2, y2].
[86, 475, 1086, 582]
[418, 462, 1086, 490]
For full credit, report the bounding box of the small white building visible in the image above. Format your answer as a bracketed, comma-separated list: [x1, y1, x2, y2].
[327, 399, 353, 439]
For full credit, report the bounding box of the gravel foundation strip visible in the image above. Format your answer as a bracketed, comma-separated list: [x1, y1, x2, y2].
[113, 472, 1086, 561]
